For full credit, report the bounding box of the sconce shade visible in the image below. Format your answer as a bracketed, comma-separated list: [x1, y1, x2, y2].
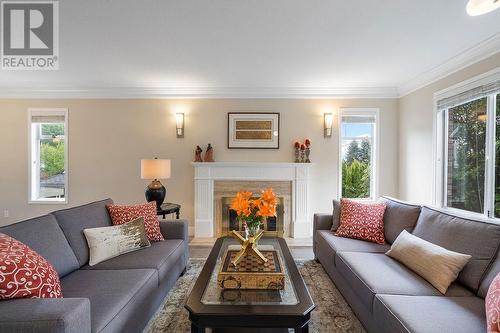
[324, 113, 333, 137]
[466, 0, 500, 15]
[141, 159, 171, 179]
[176, 113, 185, 137]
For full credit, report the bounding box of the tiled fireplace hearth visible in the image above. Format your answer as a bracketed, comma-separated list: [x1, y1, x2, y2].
[192, 162, 312, 239]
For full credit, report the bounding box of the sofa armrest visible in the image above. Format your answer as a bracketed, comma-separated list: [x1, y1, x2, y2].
[313, 214, 333, 259]
[159, 219, 189, 242]
[0, 298, 91, 333]
[314, 213, 333, 231]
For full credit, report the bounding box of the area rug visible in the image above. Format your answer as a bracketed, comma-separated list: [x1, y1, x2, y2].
[143, 259, 365, 333]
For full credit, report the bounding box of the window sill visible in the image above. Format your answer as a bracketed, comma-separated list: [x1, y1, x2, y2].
[29, 199, 67, 205]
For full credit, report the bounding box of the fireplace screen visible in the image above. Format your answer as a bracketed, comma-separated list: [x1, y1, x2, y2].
[221, 197, 284, 237]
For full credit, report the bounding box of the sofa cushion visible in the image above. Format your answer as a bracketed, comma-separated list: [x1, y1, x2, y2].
[331, 199, 341, 231]
[0, 233, 62, 299]
[61, 268, 157, 333]
[486, 272, 500, 332]
[52, 199, 114, 267]
[386, 230, 471, 294]
[335, 199, 387, 245]
[316, 230, 390, 265]
[479, 256, 500, 298]
[336, 252, 473, 310]
[81, 239, 184, 283]
[373, 295, 486, 333]
[412, 206, 500, 292]
[106, 202, 164, 242]
[381, 196, 421, 244]
[0, 215, 79, 277]
[84, 217, 151, 266]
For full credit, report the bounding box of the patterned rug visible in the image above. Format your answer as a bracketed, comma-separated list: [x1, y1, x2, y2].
[143, 259, 365, 333]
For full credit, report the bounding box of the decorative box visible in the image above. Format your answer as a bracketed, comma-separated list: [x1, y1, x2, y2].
[217, 250, 285, 290]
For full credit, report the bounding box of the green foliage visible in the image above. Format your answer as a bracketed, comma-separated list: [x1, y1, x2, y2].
[342, 139, 371, 198]
[342, 160, 370, 198]
[40, 142, 65, 177]
[41, 124, 64, 137]
[447, 99, 486, 214]
[344, 139, 371, 165]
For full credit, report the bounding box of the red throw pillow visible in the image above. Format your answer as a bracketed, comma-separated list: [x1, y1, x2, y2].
[486, 273, 500, 332]
[0, 233, 62, 299]
[335, 198, 387, 244]
[106, 202, 164, 241]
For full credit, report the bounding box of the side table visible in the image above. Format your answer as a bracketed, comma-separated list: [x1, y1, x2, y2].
[157, 202, 181, 219]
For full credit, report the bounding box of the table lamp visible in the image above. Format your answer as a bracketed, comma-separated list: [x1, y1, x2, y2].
[141, 158, 171, 209]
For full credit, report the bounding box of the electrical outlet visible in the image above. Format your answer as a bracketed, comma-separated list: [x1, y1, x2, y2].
[3, 210, 9, 218]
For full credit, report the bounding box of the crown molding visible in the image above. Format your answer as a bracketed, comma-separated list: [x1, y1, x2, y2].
[0, 86, 399, 99]
[398, 33, 500, 97]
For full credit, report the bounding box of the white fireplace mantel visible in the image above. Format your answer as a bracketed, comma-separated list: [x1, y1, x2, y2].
[192, 162, 312, 238]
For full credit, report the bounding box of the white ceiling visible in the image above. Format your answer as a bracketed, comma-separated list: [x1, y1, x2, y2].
[1, 0, 500, 98]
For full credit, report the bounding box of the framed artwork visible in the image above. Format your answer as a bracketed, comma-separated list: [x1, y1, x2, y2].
[228, 112, 280, 149]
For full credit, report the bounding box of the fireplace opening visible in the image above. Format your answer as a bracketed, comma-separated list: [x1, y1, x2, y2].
[221, 197, 284, 237]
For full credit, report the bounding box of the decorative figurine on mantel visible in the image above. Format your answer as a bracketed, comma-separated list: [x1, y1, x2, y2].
[194, 146, 203, 162]
[305, 139, 311, 163]
[204, 143, 215, 162]
[294, 142, 300, 162]
[293, 139, 311, 162]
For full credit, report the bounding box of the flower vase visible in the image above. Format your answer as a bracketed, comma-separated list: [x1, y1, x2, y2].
[245, 224, 261, 240]
[305, 147, 311, 163]
[294, 147, 300, 163]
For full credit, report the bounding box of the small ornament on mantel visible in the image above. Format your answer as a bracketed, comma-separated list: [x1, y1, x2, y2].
[300, 144, 306, 163]
[293, 139, 311, 163]
[305, 139, 311, 163]
[294, 142, 301, 163]
[194, 146, 203, 162]
[204, 143, 215, 162]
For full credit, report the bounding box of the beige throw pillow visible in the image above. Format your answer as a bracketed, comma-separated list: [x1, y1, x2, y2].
[386, 230, 471, 294]
[84, 217, 150, 266]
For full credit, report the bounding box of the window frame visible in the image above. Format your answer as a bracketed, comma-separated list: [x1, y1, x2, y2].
[28, 108, 69, 204]
[433, 67, 500, 220]
[338, 107, 380, 201]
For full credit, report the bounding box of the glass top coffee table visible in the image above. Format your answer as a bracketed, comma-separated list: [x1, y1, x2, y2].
[185, 237, 315, 333]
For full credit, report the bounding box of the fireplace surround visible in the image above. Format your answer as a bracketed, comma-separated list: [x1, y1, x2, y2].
[192, 162, 312, 239]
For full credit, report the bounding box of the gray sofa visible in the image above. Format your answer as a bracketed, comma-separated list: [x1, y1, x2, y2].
[313, 196, 500, 333]
[0, 199, 189, 333]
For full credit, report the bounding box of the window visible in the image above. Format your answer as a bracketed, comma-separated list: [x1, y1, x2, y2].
[28, 109, 68, 203]
[339, 108, 378, 200]
[435, 69, 499, 218]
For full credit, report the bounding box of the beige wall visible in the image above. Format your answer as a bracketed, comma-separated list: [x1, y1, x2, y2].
[0, 98, 399, 232]
[398, 53, 500, 204]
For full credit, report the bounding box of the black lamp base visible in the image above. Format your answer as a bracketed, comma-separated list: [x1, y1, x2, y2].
[145, 180, 166, 210]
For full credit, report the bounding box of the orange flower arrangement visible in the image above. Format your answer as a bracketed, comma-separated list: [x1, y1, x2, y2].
[230, 188, 277, 235]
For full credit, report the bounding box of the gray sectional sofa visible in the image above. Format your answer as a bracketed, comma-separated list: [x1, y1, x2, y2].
[313, 196, 500, 333]
[0, 199, 189, 333]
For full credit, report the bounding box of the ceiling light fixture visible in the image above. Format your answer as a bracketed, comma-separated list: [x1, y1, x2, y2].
[466, 0, 500, 16]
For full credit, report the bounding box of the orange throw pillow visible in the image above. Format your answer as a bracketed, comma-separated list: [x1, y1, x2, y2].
[106, 202, 164, 242]
[0, 233, 62, 299]
[335, 198, 387, 244]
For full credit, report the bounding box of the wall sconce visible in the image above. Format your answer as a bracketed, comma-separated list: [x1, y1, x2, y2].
[324, 113, 333, 137]
[175, 113, 184, 138]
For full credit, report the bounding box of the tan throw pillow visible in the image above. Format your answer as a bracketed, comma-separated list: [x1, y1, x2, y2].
[84, 217, 150, 266]
[386, 230, 471, 294]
